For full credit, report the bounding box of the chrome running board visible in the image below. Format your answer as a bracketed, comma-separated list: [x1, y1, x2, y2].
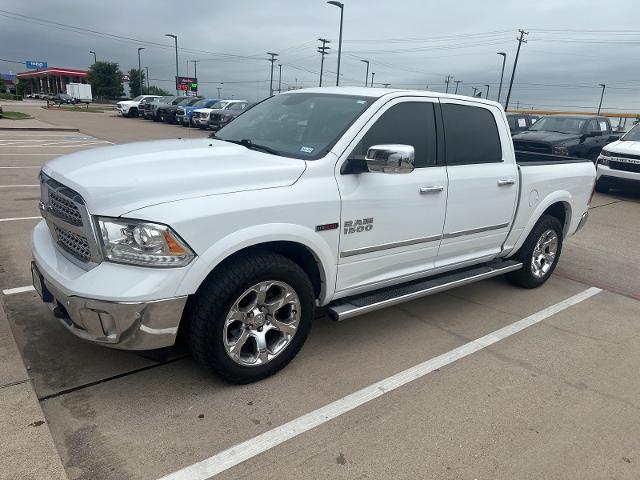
[327, 259, 523, 321]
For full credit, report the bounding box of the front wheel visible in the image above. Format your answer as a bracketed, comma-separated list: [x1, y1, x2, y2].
[186, 252, 315, 384]
[506, 214, 563, 289]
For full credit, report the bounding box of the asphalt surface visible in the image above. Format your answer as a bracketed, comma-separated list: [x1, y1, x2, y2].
[1, 103, 639, 480]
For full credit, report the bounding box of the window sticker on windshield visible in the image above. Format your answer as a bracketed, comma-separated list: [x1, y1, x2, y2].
[599, 121, 607, 131]
[518, 118, 527, 127]
[300, 146, 314, 153]
[356, 100, 366, 104]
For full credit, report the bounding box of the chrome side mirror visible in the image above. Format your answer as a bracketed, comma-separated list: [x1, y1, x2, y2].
[365, 144, 415, 174]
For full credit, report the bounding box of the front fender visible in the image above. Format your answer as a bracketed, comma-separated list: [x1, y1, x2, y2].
[175, 223, 337, 304]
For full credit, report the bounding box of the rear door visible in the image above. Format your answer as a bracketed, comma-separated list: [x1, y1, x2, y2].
[436, 99, 518, 268]
[335, 97, 448, 294]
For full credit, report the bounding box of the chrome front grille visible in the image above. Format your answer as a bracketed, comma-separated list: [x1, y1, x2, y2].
[40, 173, 100, 267]
[53, 225, 92, 261]
[48, 190, 83, 226]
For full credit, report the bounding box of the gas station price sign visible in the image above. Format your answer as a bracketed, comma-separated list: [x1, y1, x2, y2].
[176, 76, 198, 93]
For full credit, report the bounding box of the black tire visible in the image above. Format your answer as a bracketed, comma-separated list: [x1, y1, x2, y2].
[594, 180, 609, 193]
[186, 252, 315, 384]
[128, 107, 138, 118]
[506, 214, 563, 289]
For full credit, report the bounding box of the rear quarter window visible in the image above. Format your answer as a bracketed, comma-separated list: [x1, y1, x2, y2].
[442, 103, 503, 165]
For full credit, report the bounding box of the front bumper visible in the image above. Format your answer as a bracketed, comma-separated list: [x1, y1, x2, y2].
[31, 221, 189, 350]
[597, 165, 640, 187]
[192, 117, 209, 127]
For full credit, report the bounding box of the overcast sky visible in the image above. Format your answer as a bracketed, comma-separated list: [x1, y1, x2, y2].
[1, 0, 639, 113]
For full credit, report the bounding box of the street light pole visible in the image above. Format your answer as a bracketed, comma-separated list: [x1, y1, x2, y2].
[327, 1, 344, 86]
[445, 75, 452, 93]
[454, 80, 461, 94]
[597, 83, 606, 114]
[89, 51, 96, 64]
[137, 47, 145, 95]
[165, 34, 179, 95]
[360, 59, 369, 87]
[217, 83, 223, 98]
[267, 52, 279, 96]
[278, 64, 282, 93]
[371, 72, 375, 87]
[145, 67, 149, 91]
[497, 52, 507, 104]
[484, 84, 490, 100]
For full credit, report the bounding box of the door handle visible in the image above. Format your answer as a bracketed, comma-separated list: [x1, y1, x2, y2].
[497, 178, 516, 186]
[419, 185, 444, 194]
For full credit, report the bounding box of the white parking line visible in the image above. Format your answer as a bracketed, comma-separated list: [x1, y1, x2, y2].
[0, 216, 41, 222]
[2, 286, 35, 295]
[0, 153, 59, 156]
[0, 166, 41, 169]
[158, 286, 602, 480]
[0, 185, 39, 188]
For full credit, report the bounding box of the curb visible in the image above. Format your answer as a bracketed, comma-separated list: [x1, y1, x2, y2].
[0, 127, 79, 132]
[0, 303, 68, 479]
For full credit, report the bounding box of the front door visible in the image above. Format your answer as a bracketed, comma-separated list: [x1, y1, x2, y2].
[334, 97, 448, 295]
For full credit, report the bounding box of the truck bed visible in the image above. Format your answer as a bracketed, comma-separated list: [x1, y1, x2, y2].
[515, 150, 593, 166]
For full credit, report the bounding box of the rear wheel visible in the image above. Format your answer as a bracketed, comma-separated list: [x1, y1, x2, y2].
[186, 252, 315, 384]
[506, 214, 563, 289]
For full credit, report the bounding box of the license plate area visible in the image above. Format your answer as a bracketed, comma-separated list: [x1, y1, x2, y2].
[31, 262, 53, 303]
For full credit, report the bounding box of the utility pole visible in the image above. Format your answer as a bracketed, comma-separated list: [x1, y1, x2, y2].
[327, 1, 344, 86]
[454, 80, 461, 94]
[371, 72, 375, 87]
[278, 64, 282, 93]
[145, 67, 149, 91]
[597, 83, 606, 114]
[445, 75, 452, 93]
[484, 84, 490, 99]
[192, 60, 199, 79]
[217, 83, 223, 98]
[317, 38, 331, 87]
[472, 86, 479, 97]
[165, 34, 179, 95]
[360, 59, 369, 87]
[267, 52, 279, 96]
[504, 29, 528, 111]
[497, 52, 507, 104]
[137, 47, 145, 95]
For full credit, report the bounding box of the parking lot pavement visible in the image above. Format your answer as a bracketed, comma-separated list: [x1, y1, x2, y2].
[1, 109, 639, 480]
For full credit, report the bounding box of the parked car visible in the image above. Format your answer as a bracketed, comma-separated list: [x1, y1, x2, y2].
[142, 96, 176, 120]
[595, 122, 640, 192]
[31, 88, 595, 384]
[192, 100, 249, 129]
[159, 96, 203, 124]
[512, 115, 620, 160]
[50, 93, 76, 105]
[147, 96, 184, 122]
[506, 113, 537, 134]
[208, 102, 254, 131]
[116, 95, 162, 118]
[176, 98, 221, 126]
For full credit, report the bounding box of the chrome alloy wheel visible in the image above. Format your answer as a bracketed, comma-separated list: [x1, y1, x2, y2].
[531, 229, 558, 278]
[223, 281, 301, 367]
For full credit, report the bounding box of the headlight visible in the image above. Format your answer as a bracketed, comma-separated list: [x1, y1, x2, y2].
[598, 149, 612, 166]
[552, 145, 569, 156]
[96, 217, 195, 267]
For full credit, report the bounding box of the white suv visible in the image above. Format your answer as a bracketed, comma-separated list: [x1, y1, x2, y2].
[596, 122, 640, 193]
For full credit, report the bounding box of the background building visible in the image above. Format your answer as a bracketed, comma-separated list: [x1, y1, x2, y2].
[16, 67, 88, 94]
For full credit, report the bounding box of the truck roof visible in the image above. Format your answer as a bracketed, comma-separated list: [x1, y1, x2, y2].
[284, 86, 503, 109]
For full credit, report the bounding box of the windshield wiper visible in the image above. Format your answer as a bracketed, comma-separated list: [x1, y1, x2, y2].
[220, 138, 282, 156]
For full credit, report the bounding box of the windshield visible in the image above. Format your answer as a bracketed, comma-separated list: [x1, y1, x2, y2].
[193, 99, 213, 108]
[210, 101, 229, 110]
[621, 123, 640, 141]
[216, 93, 375, 160]
[132, 95, 144, 101]
[529, 116, 586, 134]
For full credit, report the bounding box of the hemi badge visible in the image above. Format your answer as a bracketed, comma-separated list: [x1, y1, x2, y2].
[315, 223, 339, 232]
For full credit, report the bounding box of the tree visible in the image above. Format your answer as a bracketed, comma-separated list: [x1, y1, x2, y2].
[144, 85, 171, 96]
[87, 61, 124, 99]
[16, 79, 30, 97]
[128, 68, 145, 98]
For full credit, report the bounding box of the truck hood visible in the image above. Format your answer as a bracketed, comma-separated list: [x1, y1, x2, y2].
[512, 130, 582, 145]
[117, 100, 137, 107]
[43, 138, 307, 217]
[605, 139, 640, 155]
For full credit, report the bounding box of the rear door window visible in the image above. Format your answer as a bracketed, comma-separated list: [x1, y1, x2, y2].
[442, 103, 502, 165]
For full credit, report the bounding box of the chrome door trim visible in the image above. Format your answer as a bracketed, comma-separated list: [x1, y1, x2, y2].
[340, 234, 442, 258]
[442, 222, 510, 240]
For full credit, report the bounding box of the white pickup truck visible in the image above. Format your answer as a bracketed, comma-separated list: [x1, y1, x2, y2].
[596, 122, 640, 192]
[116, 94, 161, 118]
[31, 88, 595, 383]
